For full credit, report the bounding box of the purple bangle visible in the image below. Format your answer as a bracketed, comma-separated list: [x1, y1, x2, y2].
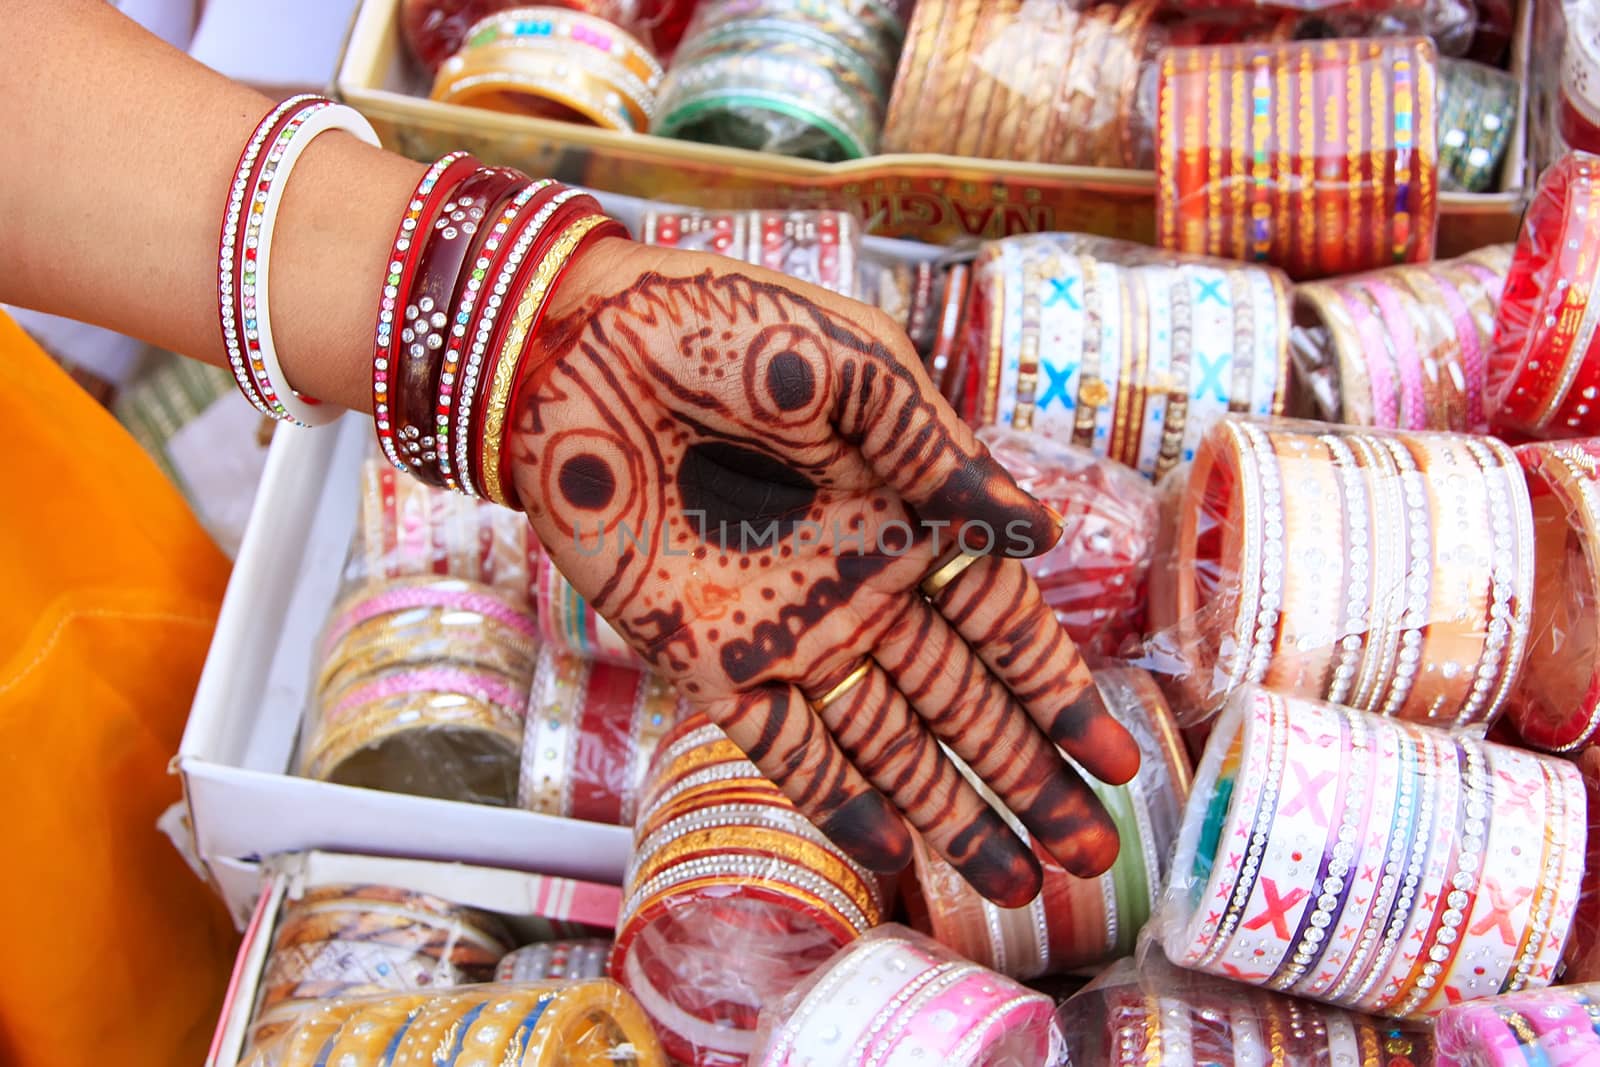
[324, 667, 529, 726]
[1364, 278, 1429, 429]
[320, 582, 538, 658]
[1340, 287, 1401, 427]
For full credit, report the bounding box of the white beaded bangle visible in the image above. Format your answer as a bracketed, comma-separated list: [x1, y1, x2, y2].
[246, 101, 381, 426]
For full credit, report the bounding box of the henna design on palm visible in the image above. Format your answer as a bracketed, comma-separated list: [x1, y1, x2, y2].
[507, 246, 1139, 906]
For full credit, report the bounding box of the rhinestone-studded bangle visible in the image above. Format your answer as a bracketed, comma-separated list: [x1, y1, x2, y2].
[219, 96, 380, 427]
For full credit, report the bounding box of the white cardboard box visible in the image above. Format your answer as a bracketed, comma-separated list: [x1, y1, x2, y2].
[205, 850, 622, 1067]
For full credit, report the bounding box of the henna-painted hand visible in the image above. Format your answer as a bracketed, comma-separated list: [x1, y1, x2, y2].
[508, 238, 1140, 906]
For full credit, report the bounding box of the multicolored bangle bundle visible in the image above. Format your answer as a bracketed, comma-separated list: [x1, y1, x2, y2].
[906, 669, 1190, 980]
[430, 6, 665, 133]
[1489, 152, 1600, 440]
[652, 0, 907, 161]
[242, 981, 667, 1067]
[1438, 58, 1520, 194]
[1293, 245, 1512, 432]
[494, 938, 612, 982]
[957, 234, 1292, 481]
[753, 928, 1059, 1067]
[1060, 957, 1432, 1066]
[1160, 687, 1586, 1020]
[1156, 37, 1440, 279]
[246, 883, 512, 1049]
[218, 95, 381, 427]
[1154, 418, 1535, 724]
[517, 644, 679, 825]
[1505, 439, 1600, 753]
[298, 576, 539, 805]
[1434, 984, 1600, 1066]
[611, 713, 888, 1066]
[880, 0, 1164, 169]
[640, 208, 861, 297]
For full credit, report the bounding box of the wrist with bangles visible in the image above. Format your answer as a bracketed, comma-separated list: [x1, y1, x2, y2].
[217, 94, 627, 507]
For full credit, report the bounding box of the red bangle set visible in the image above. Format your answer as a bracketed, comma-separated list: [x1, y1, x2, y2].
[372, 154, 625, 500]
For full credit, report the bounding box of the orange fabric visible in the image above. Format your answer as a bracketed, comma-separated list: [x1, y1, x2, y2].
[0, 311, 237, 1065]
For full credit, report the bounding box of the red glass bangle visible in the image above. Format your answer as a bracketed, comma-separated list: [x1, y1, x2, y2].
[373, 152, 478, 471]
[391, 167, 525, 483]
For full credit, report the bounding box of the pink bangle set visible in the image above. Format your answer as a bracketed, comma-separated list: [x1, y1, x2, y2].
[318, 577, 540, 660]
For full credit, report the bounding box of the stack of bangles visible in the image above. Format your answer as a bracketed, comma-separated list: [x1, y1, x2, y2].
[1065, 959, 1432, 1065]
[241, 981, 666, 1067]
[753, 928, 1059, 1067]
[430, 6, 665, 133]
[1152, 417, 1536, 724]
[1488, 152, 1600, 439]
[245, 883, 511, 1050]
[1504, 440, 1600, 753]
[1560, 5, 1600, 156]
[495, 938, 612, 982]
[906, 669, 1190, 980]
[652, 0, 907, 161]
[1293, 245, 1511, 432]
[640, 208, 861, 298]
[1559, 747, 1600, 986]
[299, 576, 539, 805]
[218, 95, 628, 504]
[1156, 37, 1440, 278]
[610, 713, 889, 1066]
[880, 0, 1164, 168]
[517, 644, 680, 825]
[1438, 58, 1520, 194]
[1159, 688, 1586, 1019]
[357, 458, 538, 597]
[1434, 984, 1600, 1066]
[957, 234, 1292, 481]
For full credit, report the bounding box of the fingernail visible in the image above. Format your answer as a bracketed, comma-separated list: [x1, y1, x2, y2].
[820, 793, 913, 874]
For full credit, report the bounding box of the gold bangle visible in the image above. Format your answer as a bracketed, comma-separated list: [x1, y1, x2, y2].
[920, 552, 981, 599]
[810, 659, 873, 711]
[480, 213, 613, 508]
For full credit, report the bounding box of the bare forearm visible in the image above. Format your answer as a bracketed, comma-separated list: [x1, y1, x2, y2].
[0, 0, 427, 411]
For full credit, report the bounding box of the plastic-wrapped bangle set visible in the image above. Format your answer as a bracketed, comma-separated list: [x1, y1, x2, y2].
[612, 714, 889, 1065]
[1153, 419, 1535, 723]
[653, 0, 908, 161]
[1292, 245, 1511, 431]
[958, 234, 1292, 481]
[1156, 37, 1440, 279]
[1159, 687, 1586, 1021]
[640, 208, 862, 298]
[906, 669, 1190, 980]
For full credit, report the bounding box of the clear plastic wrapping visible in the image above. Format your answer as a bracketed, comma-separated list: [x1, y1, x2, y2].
[610, 714, 890, 1066]
[1560, 745, 1600, 985]
[903, 668, 1190, 979]
[1147, 417, 1535, 725]
[496, 938, 613, 982]
[518, 645, 680, 824]
[1437, 59, 1520, 193]
[1560, 3, 1600, 157]
[245, 883, 513, 1050]
[978, 428, 1160, 659]
[750, 925, 1060, 1067]
[1434, 984, 1600, 1065]
[241, 980, 667, 1066]
[297, 575, 538, 805]
[639, 208, 863, 298]
[1155, 687, 1588, 1020]
[428, 6, 667, 134]
[879, 0, 1167, 169]
[652, 0, 908, 161]
[1291, 245, 1512, 431]
[957, 234, 1292, 481]
[1488, 152, 1600, 440]
[1502, 439, 1600, 753]
[1057, 954, 1435, 1065]
[1156, 37, 1440, 279]
[402, 0, 690, 70]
